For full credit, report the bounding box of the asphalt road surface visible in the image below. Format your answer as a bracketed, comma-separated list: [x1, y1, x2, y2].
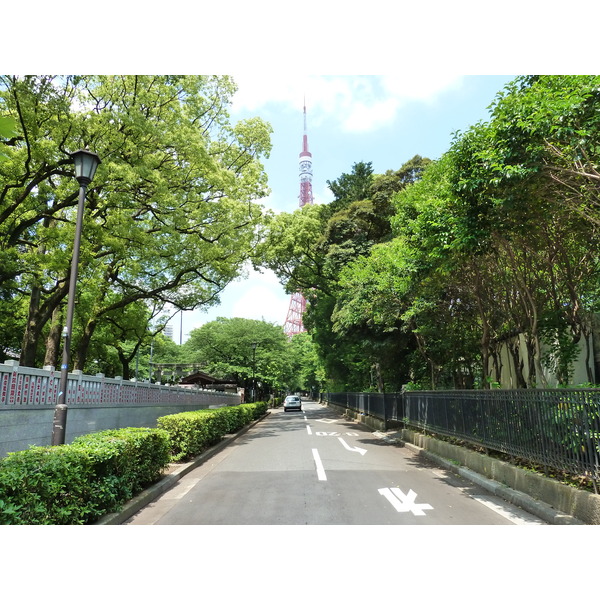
[126, 399, 547, 525]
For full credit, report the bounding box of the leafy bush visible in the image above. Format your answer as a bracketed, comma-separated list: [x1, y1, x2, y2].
[0, 427, 170, 525]
[71, 428, 171, 497]
[157, 402, 267, 462]
[157, 411, 219, 462]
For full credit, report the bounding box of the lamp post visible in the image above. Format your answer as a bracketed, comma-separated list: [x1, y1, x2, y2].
[51, 149, 101, 445]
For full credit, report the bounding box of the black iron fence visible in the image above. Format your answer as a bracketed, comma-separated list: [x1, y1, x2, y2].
[325, 392, 405, 426]
[323, 389, 600, 486]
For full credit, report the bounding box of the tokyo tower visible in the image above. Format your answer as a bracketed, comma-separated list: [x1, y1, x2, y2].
[283, 102, 313, 336]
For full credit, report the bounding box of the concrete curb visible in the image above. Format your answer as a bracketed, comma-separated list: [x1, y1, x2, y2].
[95, 411, 271, 525]
[401, 440, 585, 525]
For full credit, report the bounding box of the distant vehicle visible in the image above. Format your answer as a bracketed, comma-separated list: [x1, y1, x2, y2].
[283, 395, 302, 412]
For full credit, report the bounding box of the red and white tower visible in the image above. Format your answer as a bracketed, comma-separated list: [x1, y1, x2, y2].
[283, 102, 313, 336]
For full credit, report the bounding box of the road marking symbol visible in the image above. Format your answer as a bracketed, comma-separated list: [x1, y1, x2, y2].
[316, 418, 338, 424]
[312, 449, 327, 481]
[378, 487, 433, 516]
[338, 437, 367, 455]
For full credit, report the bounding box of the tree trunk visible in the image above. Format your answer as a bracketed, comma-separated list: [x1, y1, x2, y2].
[507, 337, 527, 388]
[533, 331, 548, 388]
[490, 344, 503, 387]
[582, 326, 595, 384]
[73, 319, 97, 371]
[20, 274, 69, 367]
[481, 325, 491, 389]
[43, 305, 63, 367]
[374, 362, 385, 393]
[117, 347, 131, 381]
[20, 282, 42, 366]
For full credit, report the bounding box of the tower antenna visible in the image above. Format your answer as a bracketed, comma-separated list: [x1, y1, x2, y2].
[284, 101, 314, 336]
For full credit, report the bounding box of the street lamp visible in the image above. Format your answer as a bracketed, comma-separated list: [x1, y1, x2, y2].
[51, 149, 101, 445]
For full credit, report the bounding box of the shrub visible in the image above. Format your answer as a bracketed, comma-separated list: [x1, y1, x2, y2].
[72, 428, 171, 496]
[157, 411, 218, 461]
[251, 401, 268, 419]
[0, 427, 171, 525]
[157, 402, 267, 462]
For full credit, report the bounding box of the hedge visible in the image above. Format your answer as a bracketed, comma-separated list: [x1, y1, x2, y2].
[0, 402, 267, 524]
[0, 427, 170, 525]
[157, 401, 267, 461]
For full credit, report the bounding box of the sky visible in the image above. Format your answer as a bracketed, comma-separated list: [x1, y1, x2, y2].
[174, 74, 516, 342]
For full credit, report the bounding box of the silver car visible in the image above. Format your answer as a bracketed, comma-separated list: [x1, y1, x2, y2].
[283, 395, 302, 412]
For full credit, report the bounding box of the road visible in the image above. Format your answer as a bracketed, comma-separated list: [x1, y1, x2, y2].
[126, 399, 546, 525]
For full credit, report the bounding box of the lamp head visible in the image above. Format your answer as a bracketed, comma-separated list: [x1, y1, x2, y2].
[70, 148, 101, 186]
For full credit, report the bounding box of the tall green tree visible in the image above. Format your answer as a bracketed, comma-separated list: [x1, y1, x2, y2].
[0, 75, 272, 371]
[259, 157, 428, 391]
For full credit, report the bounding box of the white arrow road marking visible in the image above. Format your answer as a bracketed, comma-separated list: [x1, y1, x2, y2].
[312, 449, 327, 481]
[378, 487, 433, 516]
[338, 437, 367, 455]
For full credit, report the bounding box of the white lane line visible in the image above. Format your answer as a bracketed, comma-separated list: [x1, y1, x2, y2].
[307, 425, 312, 435]
[312, 449, 327, 481]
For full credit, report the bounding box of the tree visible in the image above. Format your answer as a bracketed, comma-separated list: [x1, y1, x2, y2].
[279, 332, 323, 396]
[182, 319, 323, 398]
[183, 318, 292, 398]
[0, 75, 272, 372]
[259, 157, 429, 391]
[487, 75, 600, 226]
[325, 161, 374, 215]
[0, 114, 17, 161]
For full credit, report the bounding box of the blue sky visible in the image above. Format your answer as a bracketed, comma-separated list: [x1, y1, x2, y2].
[178, 74, 516, 341]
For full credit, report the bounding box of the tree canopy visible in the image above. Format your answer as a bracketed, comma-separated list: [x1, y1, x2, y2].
[258, 76, 600, 391]
[182, 318, 321, 398]
[333, 76, 600, 389]
[4, 75, 600, 392]
[0, 75, 272, 375]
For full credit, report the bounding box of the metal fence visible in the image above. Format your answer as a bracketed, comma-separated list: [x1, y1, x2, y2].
[0, 361, 239, 408]
[325, 392, 405, 425]
[324, 389, 600, 485]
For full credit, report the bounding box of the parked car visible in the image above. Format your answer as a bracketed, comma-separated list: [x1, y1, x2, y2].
[283, 395, 302, 412]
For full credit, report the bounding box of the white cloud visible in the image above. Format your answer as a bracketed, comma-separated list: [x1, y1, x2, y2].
[231, 75, 465, 134]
